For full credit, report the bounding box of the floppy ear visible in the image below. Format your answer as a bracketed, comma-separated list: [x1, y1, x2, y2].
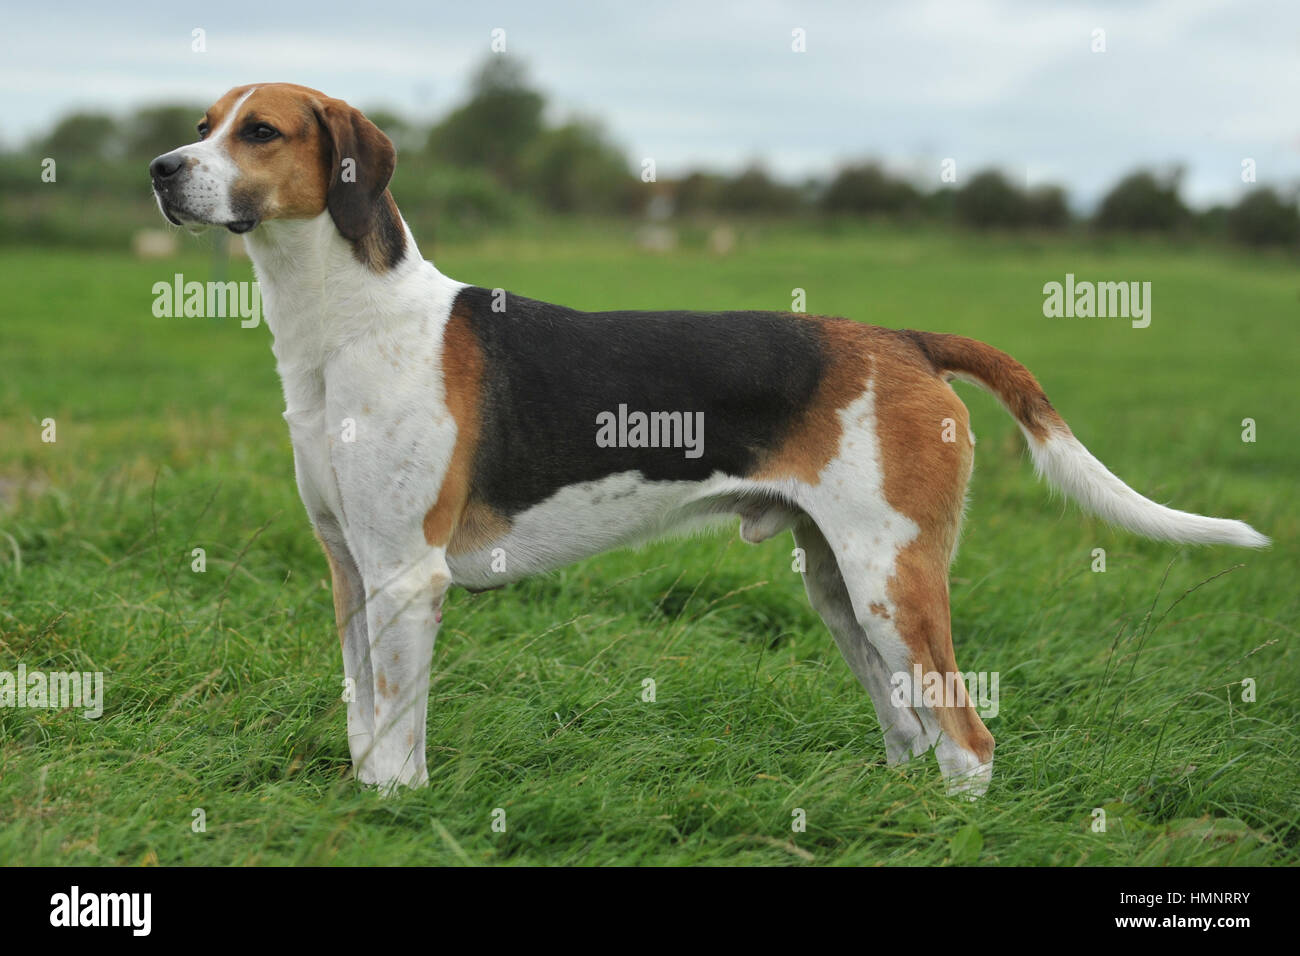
[313, 99, 396, 241]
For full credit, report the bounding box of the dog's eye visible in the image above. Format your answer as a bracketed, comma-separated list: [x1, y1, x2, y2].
[196, 122, 210, 140]
[247, 123, 280, 142]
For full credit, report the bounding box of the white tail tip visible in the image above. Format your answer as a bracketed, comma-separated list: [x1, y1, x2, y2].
[1026, 430, 1270, 548]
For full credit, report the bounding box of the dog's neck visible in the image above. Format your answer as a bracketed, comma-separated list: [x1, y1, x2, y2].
[242, 210, 464, 416]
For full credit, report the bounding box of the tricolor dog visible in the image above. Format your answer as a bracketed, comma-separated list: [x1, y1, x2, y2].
[150, 84, 1268, 796]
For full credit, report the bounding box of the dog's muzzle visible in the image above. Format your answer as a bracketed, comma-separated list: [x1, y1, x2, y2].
[149, 151, 187, 223]
[148, 151, 257, 233]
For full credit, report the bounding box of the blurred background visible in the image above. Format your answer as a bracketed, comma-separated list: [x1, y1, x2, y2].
[1, 0, 1297, 253]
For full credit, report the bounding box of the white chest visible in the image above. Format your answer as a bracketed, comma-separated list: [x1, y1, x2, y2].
[246, 217, 465, 553]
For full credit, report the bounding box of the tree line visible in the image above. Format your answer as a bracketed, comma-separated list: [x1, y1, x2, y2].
[1, 57, 1295, 248]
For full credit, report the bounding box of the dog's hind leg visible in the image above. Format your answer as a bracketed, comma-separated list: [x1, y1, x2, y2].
[793, 519, 929, 765]
[802, 506, 995, 795]
[864, 542, 994, 797]
[795, 367, 993, 795]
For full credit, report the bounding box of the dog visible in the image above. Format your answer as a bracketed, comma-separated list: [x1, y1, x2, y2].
[150, 84, 1268, 796]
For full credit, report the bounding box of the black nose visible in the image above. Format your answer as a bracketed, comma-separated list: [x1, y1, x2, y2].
[150, 152, 184, 181]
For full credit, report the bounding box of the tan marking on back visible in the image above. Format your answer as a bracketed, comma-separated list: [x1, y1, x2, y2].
[753, 316, 873, 484]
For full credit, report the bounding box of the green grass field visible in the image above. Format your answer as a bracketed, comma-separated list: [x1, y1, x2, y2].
[1, 226, 1295, 865]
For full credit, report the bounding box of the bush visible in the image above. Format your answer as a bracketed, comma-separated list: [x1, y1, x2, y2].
[426, 59, 544, 189]
[519, 121, 636, 215]
[673, 172, 728, 216]
[391, 159, 520, 239]
[1024, 185, 1070, 229]
[822, 163, 920, 218]
[1226, 188, 1300, 246]
[1195, 204, 1230, 239]
[954, 170, 1027, 228]
[34, 112, 120, 162]
[1094, 169, 1189, 232]
[715, 165, 802, 215]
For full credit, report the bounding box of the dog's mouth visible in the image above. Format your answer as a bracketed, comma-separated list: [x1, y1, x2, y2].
[156, 198, 184, 227]
[154, 192, 201, 230]
[154, 195, 257, 235]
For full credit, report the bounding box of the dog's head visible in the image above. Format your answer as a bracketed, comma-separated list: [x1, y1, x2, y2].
[149, 83, 403, 265]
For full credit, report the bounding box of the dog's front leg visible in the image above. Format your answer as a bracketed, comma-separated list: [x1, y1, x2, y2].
[361, 547, 450, 793]
[318, 530, 378, 782]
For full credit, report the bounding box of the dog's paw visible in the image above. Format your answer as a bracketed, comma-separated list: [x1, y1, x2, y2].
[936, 739, 993, 800]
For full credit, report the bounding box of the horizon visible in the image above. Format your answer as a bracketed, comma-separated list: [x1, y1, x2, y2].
[2, 0, 1295, 213]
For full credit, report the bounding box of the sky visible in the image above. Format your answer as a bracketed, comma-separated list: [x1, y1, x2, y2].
[1, 0, 1294, 210]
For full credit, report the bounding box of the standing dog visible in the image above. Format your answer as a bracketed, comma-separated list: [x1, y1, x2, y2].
[150, 84, 1268, 796]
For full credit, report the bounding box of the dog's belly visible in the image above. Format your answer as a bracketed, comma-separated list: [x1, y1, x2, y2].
[446, 470, 775, 589]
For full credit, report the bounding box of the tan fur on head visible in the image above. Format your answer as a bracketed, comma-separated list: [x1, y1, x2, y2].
[179, 83, 404, 269]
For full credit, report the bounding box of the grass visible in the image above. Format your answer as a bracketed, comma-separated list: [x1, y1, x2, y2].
[0, 224, 1296, 865]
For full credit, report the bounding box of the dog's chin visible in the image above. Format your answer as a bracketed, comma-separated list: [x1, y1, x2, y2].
[154, 196, 257, 235]
[156, 197, 204, 232]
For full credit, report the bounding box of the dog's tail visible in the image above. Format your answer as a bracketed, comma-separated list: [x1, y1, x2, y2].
[907, 331, 1269, 548]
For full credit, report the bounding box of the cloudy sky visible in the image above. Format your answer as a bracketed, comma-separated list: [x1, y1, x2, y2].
[2, 0, 1294, 209]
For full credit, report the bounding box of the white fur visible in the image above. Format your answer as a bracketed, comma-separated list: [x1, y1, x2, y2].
[243, 214, 465, 792]
[153, 89, 255, 227]
[451, 471, 758, 589]
[949, 371, 1269, 549]
[1026, 426, 1270, 548]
